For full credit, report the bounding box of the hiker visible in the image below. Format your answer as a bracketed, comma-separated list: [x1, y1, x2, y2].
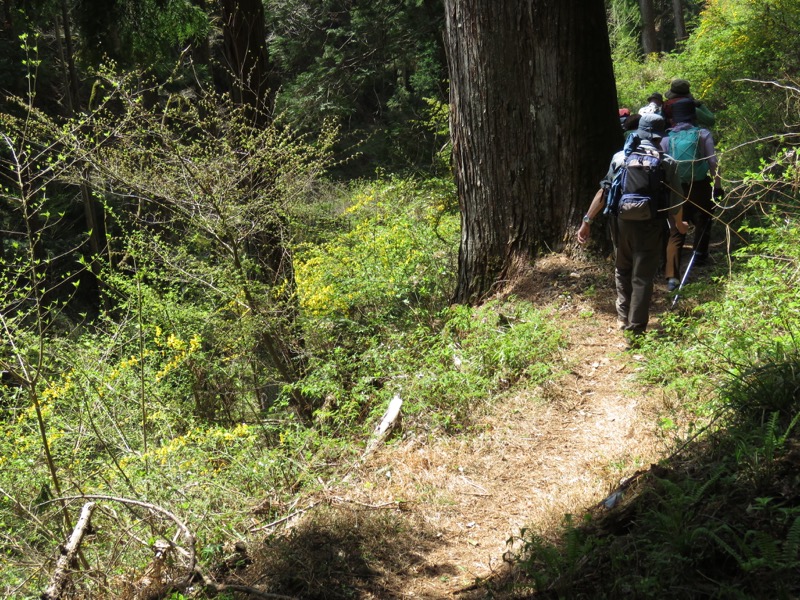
[660, 97, 722, 291]
[622, 113, 641, 141]
[638, 92, 663, 116]
[662, 78, 715, 129]
[577, 113, 686, 339]
[618, 107, 631, 128]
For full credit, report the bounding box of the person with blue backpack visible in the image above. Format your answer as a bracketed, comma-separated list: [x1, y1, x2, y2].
[578, 113, 686, 342]
[660, 97, 722, 291]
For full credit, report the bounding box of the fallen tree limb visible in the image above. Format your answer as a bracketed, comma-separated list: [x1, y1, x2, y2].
[44, 494, 198, 588]
[41, 501, 95, 600]
[185, 562, 299, 599]
[40, 496, 298, 600]
[361, 394, 403, 460]
[201, 581, 298, 600]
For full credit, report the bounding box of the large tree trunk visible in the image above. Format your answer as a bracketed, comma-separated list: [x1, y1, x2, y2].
[639, 0, 659, 54]
[445, 0, 621, 304]
[219, 0, 278, 125]
[216, 0, 302, 393]
[672, 0, 687, 43]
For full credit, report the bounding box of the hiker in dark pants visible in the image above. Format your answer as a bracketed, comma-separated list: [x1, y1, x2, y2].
[578, 113, 685, 341]
[660, 98, 721, 291]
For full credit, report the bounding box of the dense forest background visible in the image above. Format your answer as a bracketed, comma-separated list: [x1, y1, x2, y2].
[3, 0, 800, 598]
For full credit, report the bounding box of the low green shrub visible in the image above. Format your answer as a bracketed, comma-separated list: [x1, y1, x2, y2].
[295, 175, 458, 333]
[292, 297, 566, 434]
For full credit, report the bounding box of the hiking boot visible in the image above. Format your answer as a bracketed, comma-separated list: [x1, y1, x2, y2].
[624, 329, 645, 350]
[617, 318, 629, 330]
[667, 278, 680, 292]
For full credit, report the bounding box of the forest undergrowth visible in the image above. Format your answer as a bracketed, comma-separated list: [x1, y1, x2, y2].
[234, 251, 706, 600]
[3, 86, 800, 595]
[217, 209, 800, 600]
[4, 2, 800, 593]
[215, 220, 800, 600]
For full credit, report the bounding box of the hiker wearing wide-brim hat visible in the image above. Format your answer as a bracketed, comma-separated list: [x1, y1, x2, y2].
[662, 78, 716, 128]
[665, 78, 692, 99]
[633, 112, 666, 140]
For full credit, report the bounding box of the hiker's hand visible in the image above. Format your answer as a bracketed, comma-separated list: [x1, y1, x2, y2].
[676, 220, 689, 235]
[713, 187, 725, 201]
[577, 222, 591, 245]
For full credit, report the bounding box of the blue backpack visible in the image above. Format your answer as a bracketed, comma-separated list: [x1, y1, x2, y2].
[605, 147, 666, 221]
[669, 126, 709, 183]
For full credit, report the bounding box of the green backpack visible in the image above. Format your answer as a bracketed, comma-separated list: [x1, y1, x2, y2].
[695, 103, 715, 128]
[669, 126, 709, 183]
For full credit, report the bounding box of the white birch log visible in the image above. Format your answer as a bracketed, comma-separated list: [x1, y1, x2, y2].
[41, 501, 96, 600]
[362, 394, 403, 459]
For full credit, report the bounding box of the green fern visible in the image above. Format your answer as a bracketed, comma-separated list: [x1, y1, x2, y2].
[707, 517, 800, 575]
[745, 529, 780, 567]
[782, 516, 800, 565]
[778, 410, 800, 445]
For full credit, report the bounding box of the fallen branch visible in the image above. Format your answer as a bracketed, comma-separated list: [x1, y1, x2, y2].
[182, 562, 298, 599]
[459, 476, 491, 496]
[327, 496, 405, 510]
[204, 582, 298, 600]
[361, 394, 403, 460]
[45, 494, 197, 585]
[41, 502, 96, 600]
[39, 496, 299, 599]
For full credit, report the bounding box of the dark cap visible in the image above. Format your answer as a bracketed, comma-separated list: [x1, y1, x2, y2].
[665, 78, 691, 99]
[635, 113, 667, 140]
[647, 92, 664, 102]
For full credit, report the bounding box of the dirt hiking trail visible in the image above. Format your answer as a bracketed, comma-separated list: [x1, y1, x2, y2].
[240, 254, 688, 599]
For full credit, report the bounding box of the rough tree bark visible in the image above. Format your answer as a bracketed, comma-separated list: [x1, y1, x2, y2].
[219, 0, 279, 125]
[444, 0, 621, 304]
[639, 0, 659, 54]
[672, 0, 687, 42]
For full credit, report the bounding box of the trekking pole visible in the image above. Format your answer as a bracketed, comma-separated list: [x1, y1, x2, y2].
[607, 216, 618, 258]
[670, 248, 700, 309]
[670, 218, 712, 309]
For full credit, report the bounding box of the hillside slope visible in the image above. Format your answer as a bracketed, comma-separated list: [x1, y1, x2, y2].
[232, 254, 691, 599]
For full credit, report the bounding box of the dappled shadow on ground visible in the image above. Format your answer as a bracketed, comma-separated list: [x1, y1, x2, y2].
[502, 253, 619, 322]
[483, 425, 800, 598]
[503, 243, 729, 334]
[470, 347, 800, 598]
[229, 503, 444, 599]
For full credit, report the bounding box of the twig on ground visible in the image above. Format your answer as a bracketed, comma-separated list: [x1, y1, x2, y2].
[249, 501, 322, 533]
[460, 476, 491, 496]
